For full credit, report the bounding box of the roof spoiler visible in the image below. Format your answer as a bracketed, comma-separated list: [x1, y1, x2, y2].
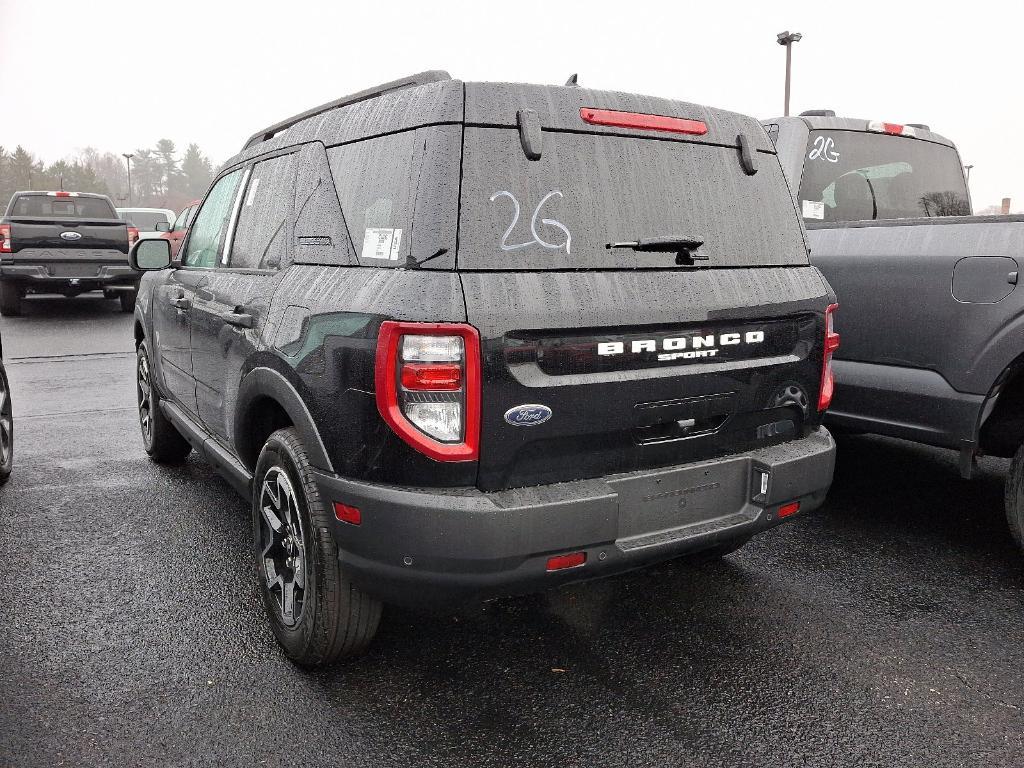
[906, 123, 931, 131]
[241, 70, 452, 150]
[799, 109, 836, 117]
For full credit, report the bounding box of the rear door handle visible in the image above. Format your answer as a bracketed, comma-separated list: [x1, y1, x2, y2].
[221, 307, 254, 328]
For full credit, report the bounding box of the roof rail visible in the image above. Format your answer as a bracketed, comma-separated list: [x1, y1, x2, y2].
[241, 70, 452, 150]
[799, 109, 836, 117]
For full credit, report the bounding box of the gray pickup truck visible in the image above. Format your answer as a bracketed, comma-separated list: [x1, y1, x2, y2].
[766, 112, 1024, 549]
[0, 191, 139, 315]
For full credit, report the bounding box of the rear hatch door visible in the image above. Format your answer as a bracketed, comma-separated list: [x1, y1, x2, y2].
[459, 84, 830, 492]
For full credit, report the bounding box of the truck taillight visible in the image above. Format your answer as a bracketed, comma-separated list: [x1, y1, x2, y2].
[375, 321, 481, 462]
[127, 226, 139, 246]
[0, 224, 11, 254]
[818, 303, 840, 411]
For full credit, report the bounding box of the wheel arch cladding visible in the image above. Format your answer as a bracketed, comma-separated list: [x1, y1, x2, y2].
[235, 367, 334, 473]
[979, 353, 1024, 457]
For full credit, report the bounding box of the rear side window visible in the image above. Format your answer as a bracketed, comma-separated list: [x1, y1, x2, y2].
[457, 128, 806, 270]
[229, 153, 296, 270]
[326, 126, 459, 268]
[798, 130, 970, 222]
[10, 195, 116, 218]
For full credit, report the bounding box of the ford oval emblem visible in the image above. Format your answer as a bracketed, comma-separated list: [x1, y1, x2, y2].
[60, 231, 82, 241]
[504, 404, 552, 427]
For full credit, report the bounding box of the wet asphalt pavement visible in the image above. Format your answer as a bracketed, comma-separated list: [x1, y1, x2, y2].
[1, 295, 1022, 768]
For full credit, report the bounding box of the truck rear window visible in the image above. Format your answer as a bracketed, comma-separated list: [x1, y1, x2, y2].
[798, 130, 970, 222]
[9, 195, 117, 219]
[457, 128, 806, 270]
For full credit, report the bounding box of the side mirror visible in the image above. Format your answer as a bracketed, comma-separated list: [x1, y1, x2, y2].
[154, 221, 171, 232]
[130, 238, 172, 271]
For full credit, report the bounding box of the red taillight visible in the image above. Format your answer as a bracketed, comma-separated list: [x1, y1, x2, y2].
[0, 224, 11, 254]
[580, 107, 708, 136]
[779, 501, 801, 518]
[127, 226, 139, 246]
[375, 321, 481, 462]
[818, 303, 840, 411]
[333, 502, 362, 526]
[546, 552, 587, 571]
[400, 362, 462, 391]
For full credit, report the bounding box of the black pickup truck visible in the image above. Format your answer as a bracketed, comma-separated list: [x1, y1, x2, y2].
[0, 191, 139, 315]
[766, 112, 1024, 549]
[129, 71, 839, 665]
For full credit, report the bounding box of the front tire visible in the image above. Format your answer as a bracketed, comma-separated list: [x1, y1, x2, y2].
[1005, 444, 1024, 552]
[0, 282, 22, 317]
[136, 341, 191, 464]
[253, 428, 382, 666]
[0, 364, 12, 485]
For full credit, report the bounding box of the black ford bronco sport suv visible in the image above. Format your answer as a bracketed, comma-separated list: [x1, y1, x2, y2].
[130, 71, 838, 666]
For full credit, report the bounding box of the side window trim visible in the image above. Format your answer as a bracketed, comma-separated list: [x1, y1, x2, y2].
[220, 166, 252, 267]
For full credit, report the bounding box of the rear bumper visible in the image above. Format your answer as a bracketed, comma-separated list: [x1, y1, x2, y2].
[1, 264, 137, 289]
[313, 427, 836, 608]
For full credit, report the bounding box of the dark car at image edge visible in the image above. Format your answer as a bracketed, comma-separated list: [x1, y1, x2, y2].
[130, 71, 839, 666]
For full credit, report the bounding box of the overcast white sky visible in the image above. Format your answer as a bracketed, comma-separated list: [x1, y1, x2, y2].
[1, 0, 1020, 209]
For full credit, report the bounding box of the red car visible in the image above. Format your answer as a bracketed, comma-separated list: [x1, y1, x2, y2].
[158, 200, 199, 258]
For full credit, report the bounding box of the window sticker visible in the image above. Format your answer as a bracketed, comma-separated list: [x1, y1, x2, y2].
[802, 200, 825, 220]
[361, 227, 403, 261]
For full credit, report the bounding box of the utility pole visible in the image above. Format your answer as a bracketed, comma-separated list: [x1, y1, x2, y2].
[122, 153, 134, 207]
[777, 31, 803, 117]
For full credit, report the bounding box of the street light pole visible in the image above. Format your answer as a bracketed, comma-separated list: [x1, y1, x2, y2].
[777, 31, 803, 117]
[964, 164, 974, 183]
[122, 153, 134, 207]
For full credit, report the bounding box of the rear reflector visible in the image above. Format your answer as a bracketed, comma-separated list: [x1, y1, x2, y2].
[333, 502, 362, 525]
[779, 501, 801, 518]
[580, 108, 708, 136]
[546, 551, 587, 571]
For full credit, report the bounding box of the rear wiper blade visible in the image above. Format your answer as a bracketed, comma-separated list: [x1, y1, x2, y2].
[606, 236, 707, 265]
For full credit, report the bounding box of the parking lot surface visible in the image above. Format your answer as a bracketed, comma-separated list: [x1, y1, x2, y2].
[1, 296, 1023, 767]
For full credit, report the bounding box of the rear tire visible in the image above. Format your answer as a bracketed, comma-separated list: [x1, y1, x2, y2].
[253, 427, 382, 666]
[0, 282, 22, 317]
[136, 341, 191, 464]
[0, 364, 12, 485]
[1004, 443, 1024, 552]
[119, 292, 137, 313]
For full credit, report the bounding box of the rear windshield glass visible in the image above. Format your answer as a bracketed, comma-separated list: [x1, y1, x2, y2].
[9, 195, 117, 219]
[798, 130, 970, 222]
[118, 210, 169, 230]
[458, 128, 805, 270]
